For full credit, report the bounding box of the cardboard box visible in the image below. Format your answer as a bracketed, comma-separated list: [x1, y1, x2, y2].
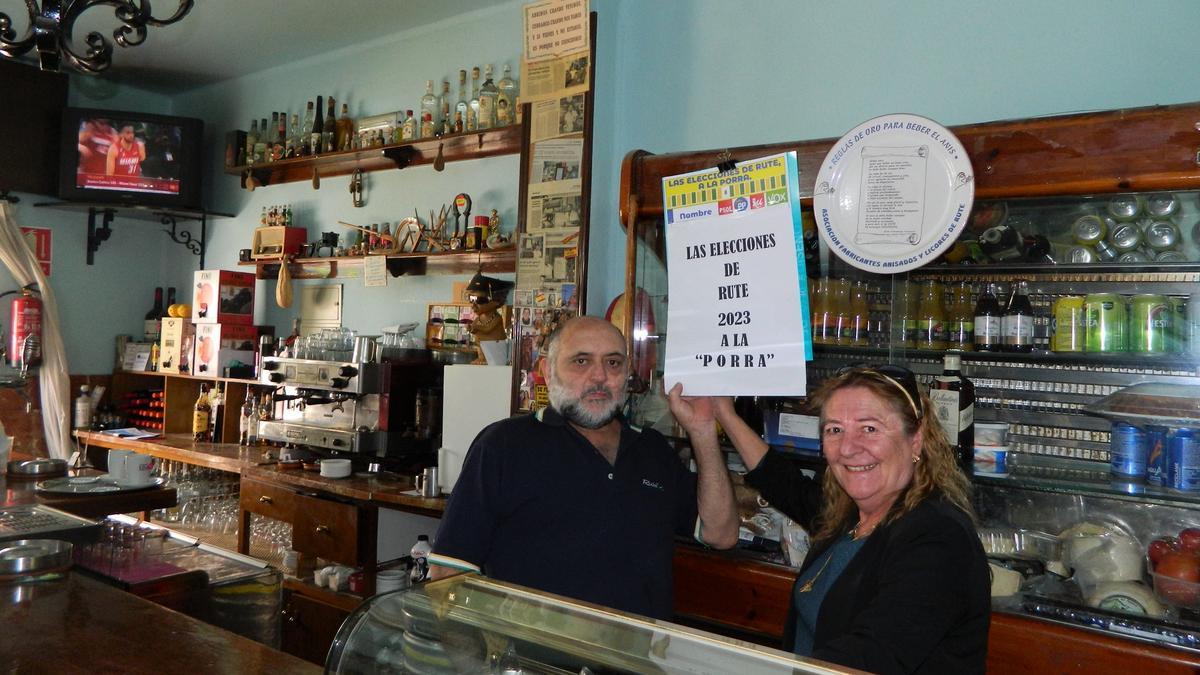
[159, 318, 195, 374]
[193, 323, 257, 377]
[192, 270, 255, 325]
[763, 410, 821, 455]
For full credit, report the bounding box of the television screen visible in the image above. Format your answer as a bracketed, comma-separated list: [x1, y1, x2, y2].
[59, 108, 203, 209]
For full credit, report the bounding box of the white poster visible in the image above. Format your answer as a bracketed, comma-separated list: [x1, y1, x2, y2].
[662, 152, 810, 396]
[523, 0, 589, 63]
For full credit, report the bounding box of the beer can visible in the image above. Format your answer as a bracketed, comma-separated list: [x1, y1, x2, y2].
[1107, 195, 1143, 221]
[1130, 294, 1170, 353]
[1108, 222, 1144, 253]
[1065, 245, 1096, 264]
[1110, 422, 1148, 476]
[1147, 425, 1169, 486]
[1071, 214, 1107, 246]
[1093, 238, 1119, 262]
[1156, 250, 1189, 263]
[1168, 428, 1200, 492]
[1116, 251, 1150, 264]
[1050, 296, 1086, 352]
[1144, 220, 1181, 251]
[1084, 293, 1127, 352]
[1146, 193, 1180, 218]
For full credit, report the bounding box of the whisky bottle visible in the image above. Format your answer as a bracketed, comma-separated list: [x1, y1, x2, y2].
[420, 81, 437, 138]
[468, 66, 480, 132]
[192, 384, 211, 442]
[311, 95, 325, 156]
[930, 351, 975, 476]
[497, 63, 517, 126]
[300, 101, 315, 156]
[323, 97, 337, 153]
[478, 64, 498, 129]
[336, 102, 353, 151]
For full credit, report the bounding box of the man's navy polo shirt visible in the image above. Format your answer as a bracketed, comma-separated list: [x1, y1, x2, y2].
[430, 406, 700, 619]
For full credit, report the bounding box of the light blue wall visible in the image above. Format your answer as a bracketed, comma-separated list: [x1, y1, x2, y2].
[20, 0, 1200, 371]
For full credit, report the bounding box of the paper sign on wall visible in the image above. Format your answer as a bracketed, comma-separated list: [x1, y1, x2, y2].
[662, 152, 810, 396]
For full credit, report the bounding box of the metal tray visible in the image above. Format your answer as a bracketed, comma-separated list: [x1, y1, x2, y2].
[0, 539, 72, 576]
[7, 458, 67, 477]
[35, 476, 166, 495]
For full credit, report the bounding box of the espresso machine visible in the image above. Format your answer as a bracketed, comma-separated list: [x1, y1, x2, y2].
[257, 351, 440, 471]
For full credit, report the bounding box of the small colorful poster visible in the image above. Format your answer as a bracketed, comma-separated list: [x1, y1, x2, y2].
[20, 226, 51, 276]
[662, 152, 810, 396]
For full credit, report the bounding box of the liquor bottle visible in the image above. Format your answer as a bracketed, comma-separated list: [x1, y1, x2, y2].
[267, 112, 279, 161]
[453, 111, 464, 134]
[380, 222, 392, 250]
[848, 280, 870, 347]
[894, 280, 916, 349]
[192, 384, 211, 442]
[809, 277, 829, 344]
[497, 63, 517, 126]
[468, 66, 481, 132]
[166, 287, 177, 313]
[245, 119, 259, 164]
[420, 81, 437, 138]
[310, 95, 325, 156]
[285, 114, 299, 158]
[1002, 279, 1035, 353]
[242, 394, 258, 445]
[323, 97, 337, 153]
[144, 287, 164, 342]
[73, 385, 91, 431]
[973, 282, 1003, 351]
[948, 281, 974, 351]
[401, 110, 417, 141]
[439, 80, 451, 131]
[255, 118, 269, 164]
[208, 382, 225, 442]
[300, 102, 314, 156]
[915, 279, 948, 350]
[336, 102, 353, 151]
[456, 69, 469, 130]
[930, 351, 975, 476]
[478, 64, 498, 129]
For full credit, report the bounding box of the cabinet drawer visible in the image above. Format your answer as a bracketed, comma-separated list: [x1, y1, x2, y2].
[240, 477, 296, 522]
[293, 493, 361, 566]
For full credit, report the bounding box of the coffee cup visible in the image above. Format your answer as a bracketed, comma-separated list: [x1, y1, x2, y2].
[119, 452, 156, 486]
[107, 449, 132, 483]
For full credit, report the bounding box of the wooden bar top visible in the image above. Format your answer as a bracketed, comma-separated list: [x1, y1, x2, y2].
[76, 431, 447, 515]
[0, 572, 319, 674]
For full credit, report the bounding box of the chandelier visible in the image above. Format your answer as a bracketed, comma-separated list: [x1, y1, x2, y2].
[0, 0, 193, 73]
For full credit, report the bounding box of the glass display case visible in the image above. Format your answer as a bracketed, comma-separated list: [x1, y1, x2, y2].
[617, 103, 1200, 661]
[325, 573, 855, 674]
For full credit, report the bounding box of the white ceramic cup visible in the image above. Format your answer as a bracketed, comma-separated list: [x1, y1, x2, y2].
[107, 449, 132, 483]
[119, 452, 156, 486]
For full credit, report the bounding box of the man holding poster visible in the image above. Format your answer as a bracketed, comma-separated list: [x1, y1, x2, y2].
[662, 152, 811, 396]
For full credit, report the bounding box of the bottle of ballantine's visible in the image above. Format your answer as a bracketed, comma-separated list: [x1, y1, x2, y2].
[930, 351, 975, 476]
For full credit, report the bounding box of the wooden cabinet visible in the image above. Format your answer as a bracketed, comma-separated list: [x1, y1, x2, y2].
[293, 492, 364, 567]
[281, 589, 351, 666]
[111, 370, 267, 444]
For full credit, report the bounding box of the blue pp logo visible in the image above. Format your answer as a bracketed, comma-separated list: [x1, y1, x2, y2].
[734, 197, 749, 212]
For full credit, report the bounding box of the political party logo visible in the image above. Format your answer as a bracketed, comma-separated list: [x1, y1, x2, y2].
[734, 197, 749, 212]
[750, 193, 766, 209]
[718, 199, 734, 215]
[766, 188, 788, 205]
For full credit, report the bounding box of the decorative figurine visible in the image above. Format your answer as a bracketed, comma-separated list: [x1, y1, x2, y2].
[465, 271, 513, 364]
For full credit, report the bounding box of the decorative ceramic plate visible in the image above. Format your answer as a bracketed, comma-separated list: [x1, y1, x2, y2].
[813, 113, 974, 273]
[36, 476, 166, 495]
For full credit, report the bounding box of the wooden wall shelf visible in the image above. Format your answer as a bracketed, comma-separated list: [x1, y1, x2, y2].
[225, 124, 523, 187]
[241, 248, 516, 279]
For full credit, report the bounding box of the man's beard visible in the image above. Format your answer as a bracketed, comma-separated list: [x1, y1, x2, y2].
[549, 375, 626, 429]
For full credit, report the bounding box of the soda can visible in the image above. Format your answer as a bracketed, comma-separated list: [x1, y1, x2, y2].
[1065, 245, 1096, 264]
[1093, 238, 1119, 262]
[1110, 422, 1147, 476]
[1108, 222, 1144, 253]
[1146, 193, 1180, 218]
[1071, 215, 1107, 246]
[1146, 425, 1169, 486]
[1156, 250, 1189, 263]
[1130, 294, 1170, 353]
[1168, 428, 1200, 491]
[1144, 220, 1181, 251]
[1084, 293, 1127, 352]
[1116, 251, 1150, 264]
[1107, 195, 1143, 221]
[1051, 296, 1086, 352]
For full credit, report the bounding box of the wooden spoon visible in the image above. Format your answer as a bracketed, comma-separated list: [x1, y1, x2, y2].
[433, 143, 445, 171]
[276, 255, 294, 308]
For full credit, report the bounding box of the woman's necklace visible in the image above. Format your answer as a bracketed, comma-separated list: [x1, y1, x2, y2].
[797, 527, 857, 593]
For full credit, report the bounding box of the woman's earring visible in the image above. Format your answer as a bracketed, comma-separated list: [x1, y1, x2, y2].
[912, 454, 921, 463]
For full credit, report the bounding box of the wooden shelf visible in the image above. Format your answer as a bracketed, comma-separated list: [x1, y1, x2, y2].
[240, 247, 516, 279]
[224, 124, 523, 187]
[115, 370, 265, 386]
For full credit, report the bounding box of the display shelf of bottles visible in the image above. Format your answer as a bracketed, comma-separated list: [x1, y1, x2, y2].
[239, 247, 516, 279]
[117, 369, 265, 387]
[811, 343, 1200, 371]
[224, 124, 523, 187]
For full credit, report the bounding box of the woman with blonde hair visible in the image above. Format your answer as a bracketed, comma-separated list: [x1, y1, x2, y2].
[668, 364, 990, 674]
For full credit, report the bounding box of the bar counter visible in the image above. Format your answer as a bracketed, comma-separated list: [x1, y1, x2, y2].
[0, 572, 319, 674]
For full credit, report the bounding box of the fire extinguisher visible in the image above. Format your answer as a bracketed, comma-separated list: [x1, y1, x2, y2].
[1, 283, 42, 369]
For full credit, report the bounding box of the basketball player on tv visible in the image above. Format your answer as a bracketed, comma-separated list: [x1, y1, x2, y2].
[106, 122, 146, 176]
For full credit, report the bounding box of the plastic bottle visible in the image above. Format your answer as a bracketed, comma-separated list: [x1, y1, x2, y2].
[410, 534, 432, 584]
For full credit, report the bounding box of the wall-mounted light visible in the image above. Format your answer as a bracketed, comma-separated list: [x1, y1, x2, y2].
[0, 0, 193, 73]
